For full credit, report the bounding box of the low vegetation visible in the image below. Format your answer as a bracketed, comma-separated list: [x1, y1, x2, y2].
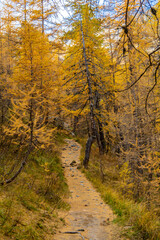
[79, 139, 160, 240]
[0, 135, 69, 240]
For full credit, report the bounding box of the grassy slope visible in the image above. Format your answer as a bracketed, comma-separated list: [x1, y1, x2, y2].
[78, 138, 160, 240]
[0, 132, 70, 240]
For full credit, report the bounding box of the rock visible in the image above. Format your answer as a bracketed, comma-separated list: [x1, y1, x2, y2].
[71, 144, 76, 147]
[70, 160, 77, 166]
[100, 219, 110, 226]
[63, 231, 78, 234]
[71, 160, 76, 164]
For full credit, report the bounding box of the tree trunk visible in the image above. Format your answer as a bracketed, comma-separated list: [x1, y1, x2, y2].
[80, 19, 96, 167]
[83, 136, 94, 168]
[73, 116, 78, 134]
[97, 119, 107, 153]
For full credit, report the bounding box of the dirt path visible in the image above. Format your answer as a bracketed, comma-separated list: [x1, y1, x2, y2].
[54, 139, 124, 240]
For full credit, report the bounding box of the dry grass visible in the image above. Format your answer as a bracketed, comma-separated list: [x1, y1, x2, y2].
[79, 139, 160, 240]
[0, 137, 69, 240]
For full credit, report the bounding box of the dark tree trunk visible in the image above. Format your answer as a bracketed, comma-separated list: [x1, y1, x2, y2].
[86, 117, 91, 137]
[97, 119, 107, 154]
[96, 129, 103, 155]
[80, 19, 96, 167]
[73, 116, 78, 134]
[83, 136, 94, 168]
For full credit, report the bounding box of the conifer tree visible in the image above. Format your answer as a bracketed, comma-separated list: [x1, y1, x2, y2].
[62, 1, 113, 167]
[1, 20, 55, 184]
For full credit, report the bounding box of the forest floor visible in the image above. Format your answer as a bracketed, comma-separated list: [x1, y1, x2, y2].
[54, 139, 125, 240]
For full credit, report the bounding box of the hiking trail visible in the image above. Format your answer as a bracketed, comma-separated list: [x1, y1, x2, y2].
[54, 139, 125, 240]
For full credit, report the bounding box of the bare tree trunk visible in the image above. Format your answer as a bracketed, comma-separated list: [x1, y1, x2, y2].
[86, 116, 90, 137]
[83, 136, 93, 168]
[80, 19, 96, 168]
[73, 116, 78, 134]
[97, 118, 106, 153]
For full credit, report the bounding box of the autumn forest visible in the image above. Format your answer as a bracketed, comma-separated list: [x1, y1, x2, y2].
[0, 0, 160, 239]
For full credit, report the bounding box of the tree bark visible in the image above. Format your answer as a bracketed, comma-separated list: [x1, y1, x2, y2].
[97, 119, 107, 154]
[80, 19, 96, 167]
[73, 116, 78, 134]
[83, 136, 94, 168]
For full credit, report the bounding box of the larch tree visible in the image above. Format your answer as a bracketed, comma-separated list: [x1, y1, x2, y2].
[62, 1, 113, 168]
[0, 0, 58, 184]
[103, 0, 160, 200]
[0, 3, 17, 146]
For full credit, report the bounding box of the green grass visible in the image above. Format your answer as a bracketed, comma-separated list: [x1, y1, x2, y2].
[78, 138, 160, 240]
[54, 130, 72, 145]
[0, 139, 69, 240]
[83, 169, 160, 240]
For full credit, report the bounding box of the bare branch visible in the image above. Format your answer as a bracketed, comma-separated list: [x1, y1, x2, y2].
[115, 63, 152, 92]
[145, 62, 160, 115]
[0, 145, 33, 185]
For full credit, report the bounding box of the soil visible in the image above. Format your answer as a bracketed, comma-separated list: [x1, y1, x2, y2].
[54, 139, 125, 240]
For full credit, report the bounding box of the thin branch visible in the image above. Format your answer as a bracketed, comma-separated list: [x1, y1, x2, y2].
[0, 145, 33, 185]
[127, 34, 148, 57]
[149, 45, 160, 56]
[145, 62, 160, 115]
[59, 48, 81, 67]
[126, 0, 145, 27]
[62, 70, 85, 86]
[115, 63, 152, 92]
[78, 99, 89, 116]
[125, 0, 130, 26]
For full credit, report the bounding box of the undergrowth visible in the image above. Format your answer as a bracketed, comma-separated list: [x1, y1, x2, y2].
[79, 138, 160, 240]
[0, 132, 69, 240]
